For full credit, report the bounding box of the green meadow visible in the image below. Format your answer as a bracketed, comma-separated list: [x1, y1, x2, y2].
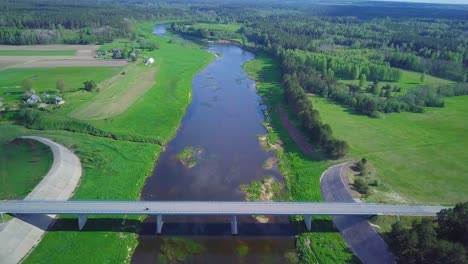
[0, 135, 53, 200]
[340, 69, 452, 94]
[311, 95, 468, 204]
[243, 56, 358, 263]
[0, 50, 77, 56]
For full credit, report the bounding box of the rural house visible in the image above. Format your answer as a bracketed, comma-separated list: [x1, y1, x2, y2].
[145, 57, 155, 65]
[25, 94, 41, 105]
[53, 96, 65, 105]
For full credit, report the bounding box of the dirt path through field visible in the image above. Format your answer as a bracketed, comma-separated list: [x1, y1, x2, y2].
[277, 105, 315, 155]
[0, 44, 127, 70]
[69, 66, 157, 120]
[0, 136, 82, 264]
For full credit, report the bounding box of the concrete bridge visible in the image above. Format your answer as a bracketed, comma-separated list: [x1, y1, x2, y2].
[0, 200, 446, 235]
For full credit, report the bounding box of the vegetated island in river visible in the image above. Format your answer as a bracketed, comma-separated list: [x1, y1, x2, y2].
[177, 146, 204, 168]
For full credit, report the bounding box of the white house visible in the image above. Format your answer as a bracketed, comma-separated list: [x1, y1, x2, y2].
[145, 57, 155, 66]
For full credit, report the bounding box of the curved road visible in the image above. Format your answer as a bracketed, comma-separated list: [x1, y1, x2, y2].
[320, 162, 397, 264]
[0, 136, 82, 264]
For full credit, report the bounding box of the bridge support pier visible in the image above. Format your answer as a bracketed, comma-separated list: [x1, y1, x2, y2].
[231, 215, 238, 235]
[156, 215, 164, 235]
[304, 215, 312, 231]
[0, 212, 5, 224]
[78, 214, 88, 230]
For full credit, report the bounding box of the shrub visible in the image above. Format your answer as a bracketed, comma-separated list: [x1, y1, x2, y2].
[354, 178, 369, 195]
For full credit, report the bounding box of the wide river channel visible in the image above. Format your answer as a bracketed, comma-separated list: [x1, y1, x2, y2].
[131, 24, 296, 263]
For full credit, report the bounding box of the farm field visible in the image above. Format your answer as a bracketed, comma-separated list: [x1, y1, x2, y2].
[69, 64, 157, 120]
[311, 96, 468, 204]
[0, 50, 77, 56]
[0, 136, 53, 200]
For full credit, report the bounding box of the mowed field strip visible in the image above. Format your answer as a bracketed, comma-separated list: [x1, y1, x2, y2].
[69, 64, 157, 120]
[0, 45, 126, 70]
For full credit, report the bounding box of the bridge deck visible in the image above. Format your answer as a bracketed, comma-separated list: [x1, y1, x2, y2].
[0, 201, 446, 216]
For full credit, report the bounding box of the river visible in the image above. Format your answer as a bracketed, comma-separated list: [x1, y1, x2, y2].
[131, 24, 295, 263]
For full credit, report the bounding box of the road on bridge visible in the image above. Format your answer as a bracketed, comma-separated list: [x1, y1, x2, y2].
[0, 200, 445, 216]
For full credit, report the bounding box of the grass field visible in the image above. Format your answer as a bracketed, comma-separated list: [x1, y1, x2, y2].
[243, 56, 358, 263]
[311, 96, 468, 204]
[0, 50, 77, 56]
[69, 64, 157, 120]
[340, 69, 452, 94]
[0, 67, 122, 104]
[0, 137, 53, 200]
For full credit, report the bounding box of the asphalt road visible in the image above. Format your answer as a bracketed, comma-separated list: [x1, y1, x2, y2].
[0, 136, 82, 264]
[320, 162, 398, 264]
[0, 200, 445, 216]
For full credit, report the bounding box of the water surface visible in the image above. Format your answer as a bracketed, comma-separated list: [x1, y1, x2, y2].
[131, 25, 295, 263]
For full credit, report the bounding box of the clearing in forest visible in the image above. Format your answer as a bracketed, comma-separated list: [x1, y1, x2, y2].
[69, 64, 157, 120]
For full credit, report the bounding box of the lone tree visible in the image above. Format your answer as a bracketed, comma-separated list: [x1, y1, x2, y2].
[83, 80, 97, 92]
[420, 72, 426, 83]
[359, 74, 367, 88]
[56, 79, 65, 93]
[22, 78, 34, 91]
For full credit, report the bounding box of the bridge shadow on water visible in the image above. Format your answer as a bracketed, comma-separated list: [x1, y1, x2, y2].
[11, 214, 343, 237]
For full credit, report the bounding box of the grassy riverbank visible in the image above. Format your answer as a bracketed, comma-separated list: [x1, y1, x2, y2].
[0, 136, 53, 200]
[0, 22, 215, 264]
[243, 56, 359, 263]
[0, 125, 161, 263]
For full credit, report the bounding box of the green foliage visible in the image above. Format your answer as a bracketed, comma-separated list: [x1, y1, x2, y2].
[158, 238, 204, 263]
[437, 202, 468, 246]
[0, 138, 53, 199]
[83, 80, 97, 92]
[389, 203, 468, 264]
[56, 79, 65, 93]
[0, 50, 76, 56]
[176, 146, 203, 168]
[171, 22, 242, 42]
[353, 178, 369, 196]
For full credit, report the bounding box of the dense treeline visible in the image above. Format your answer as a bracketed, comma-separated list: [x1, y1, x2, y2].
[0, 0, 213, 45]
[389, 202, 468, 264]
[242, 15, 467, 81]
[282, 73, 348, 158]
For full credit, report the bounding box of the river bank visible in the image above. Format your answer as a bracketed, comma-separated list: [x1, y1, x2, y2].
[243, 56, 360, 263]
